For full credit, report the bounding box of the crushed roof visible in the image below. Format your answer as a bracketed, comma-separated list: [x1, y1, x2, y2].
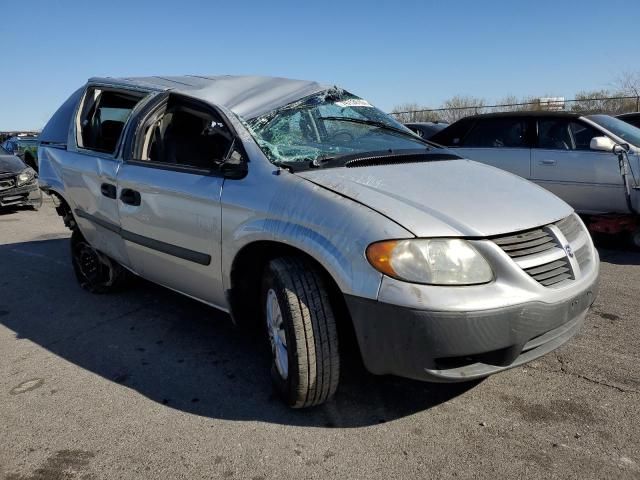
[88, 75, 330, 119]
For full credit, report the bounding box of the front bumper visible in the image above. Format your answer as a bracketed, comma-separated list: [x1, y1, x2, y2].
[345, 275, 598, 382]
[0, 181, 42, 208]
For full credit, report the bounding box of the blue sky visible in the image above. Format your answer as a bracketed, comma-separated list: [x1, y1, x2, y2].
[2, 0, 639, 130]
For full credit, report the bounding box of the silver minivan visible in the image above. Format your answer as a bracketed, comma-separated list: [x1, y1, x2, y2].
[431, 112, 640, 244]
[38, 76, 599, 408]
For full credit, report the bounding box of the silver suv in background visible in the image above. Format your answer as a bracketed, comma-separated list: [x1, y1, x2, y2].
[38, 76, 599, 408]
[431, 112, 640, 245]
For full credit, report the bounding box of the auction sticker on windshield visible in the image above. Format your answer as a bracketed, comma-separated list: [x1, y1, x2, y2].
[335, 99, 373, 108]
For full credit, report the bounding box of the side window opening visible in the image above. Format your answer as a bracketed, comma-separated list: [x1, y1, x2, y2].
[538, 119, 573, 150]
[77, 88, 146, 154]
[137, 97, 234, 169]
[462, 118, 528, 148]
[569, 121, 602, 151]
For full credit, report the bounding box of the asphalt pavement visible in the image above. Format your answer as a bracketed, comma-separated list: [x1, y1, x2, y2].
[1, 200, 639, 479]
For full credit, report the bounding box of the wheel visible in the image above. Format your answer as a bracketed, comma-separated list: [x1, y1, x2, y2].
[70, 230, 130, 293]
[261, 257, 340, 408]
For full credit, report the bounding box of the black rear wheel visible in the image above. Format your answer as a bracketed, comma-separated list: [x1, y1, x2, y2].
[70, 230, 130, 293]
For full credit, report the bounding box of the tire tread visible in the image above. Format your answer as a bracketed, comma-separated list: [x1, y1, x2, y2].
[268, 256, 340, 408]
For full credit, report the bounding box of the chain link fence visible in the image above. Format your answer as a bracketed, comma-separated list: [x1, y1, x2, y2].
[390, 95, 640, 124]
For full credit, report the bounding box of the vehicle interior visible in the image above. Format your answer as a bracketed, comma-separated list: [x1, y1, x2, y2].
[78, 89, 146, 154]
[138, 97, 233, 168]
[538, 120, 572, 150]
[538, 119, 601, 151]
[462, 118, 528, 148]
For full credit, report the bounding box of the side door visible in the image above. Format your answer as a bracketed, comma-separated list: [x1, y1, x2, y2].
[65, 85, 148, 265]
[449, 116, 532, 178]
[117, 93, 235, 308]
[531, 118, 627, 214]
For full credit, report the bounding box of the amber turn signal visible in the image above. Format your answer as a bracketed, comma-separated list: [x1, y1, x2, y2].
[365, 240, 399, 277]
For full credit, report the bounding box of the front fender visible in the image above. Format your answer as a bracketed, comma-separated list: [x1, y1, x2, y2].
[220, 163, 413, 300]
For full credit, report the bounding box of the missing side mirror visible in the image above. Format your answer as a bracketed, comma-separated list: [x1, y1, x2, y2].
[219, 147, 248, 179]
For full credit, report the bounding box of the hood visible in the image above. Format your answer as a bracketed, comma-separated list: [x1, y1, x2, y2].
[297, 159, 573, 237]
[0, 154, 27, 174]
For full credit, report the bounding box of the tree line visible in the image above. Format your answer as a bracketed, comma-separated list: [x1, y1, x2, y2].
[391, 71, 640, 123]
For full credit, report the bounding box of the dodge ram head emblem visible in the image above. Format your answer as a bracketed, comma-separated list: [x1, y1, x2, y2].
[565, 245, 574, 258]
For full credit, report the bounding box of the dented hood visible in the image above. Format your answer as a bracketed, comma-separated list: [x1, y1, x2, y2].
[0, 154, 27, 174]
[298, 159, 573, 237]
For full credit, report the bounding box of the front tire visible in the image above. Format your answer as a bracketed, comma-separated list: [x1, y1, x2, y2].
[262, 257, 340, 408]
[70, 230, 130, 293]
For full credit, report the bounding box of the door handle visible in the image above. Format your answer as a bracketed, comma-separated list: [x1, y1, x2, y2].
[100, 183, 117, 199]
[120, 188, 141, 206]
[539, 159, 557, 165]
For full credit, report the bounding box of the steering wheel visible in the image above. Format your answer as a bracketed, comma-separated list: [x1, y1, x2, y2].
[330, 129, 355, 143]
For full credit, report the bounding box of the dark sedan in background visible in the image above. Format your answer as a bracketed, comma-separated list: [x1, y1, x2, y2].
[1, 135, 39, 171]
[404, 121, 448, 139]
[0, 146, 42, 209]
[618, 112, 640, 129]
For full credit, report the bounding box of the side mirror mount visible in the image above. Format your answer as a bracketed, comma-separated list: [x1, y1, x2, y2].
[218, 145, 248, 180]
[613, 143, 631, 155]
[590, 136, 616, 152]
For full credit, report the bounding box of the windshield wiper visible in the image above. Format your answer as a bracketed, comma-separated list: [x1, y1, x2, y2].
[318, 116, 430, 144]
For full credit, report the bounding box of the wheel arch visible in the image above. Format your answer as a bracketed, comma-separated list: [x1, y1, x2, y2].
[227, 240, 359, 352]
[44, 187, 77, 231]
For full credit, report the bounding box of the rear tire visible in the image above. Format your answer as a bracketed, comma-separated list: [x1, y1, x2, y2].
[70, 230, 130, 293]
[262, 257, 340, 408]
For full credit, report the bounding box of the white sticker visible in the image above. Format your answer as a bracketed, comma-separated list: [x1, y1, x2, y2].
[335, 99, 373, 108]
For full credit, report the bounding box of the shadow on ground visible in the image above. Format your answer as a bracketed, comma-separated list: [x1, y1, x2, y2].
[0, 238, 476, 428]
[0, 205, 39, 216]
[593, 233, 640, 266]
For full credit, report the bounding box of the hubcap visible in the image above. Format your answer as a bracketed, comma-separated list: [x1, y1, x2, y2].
[266, 289, 288, 380]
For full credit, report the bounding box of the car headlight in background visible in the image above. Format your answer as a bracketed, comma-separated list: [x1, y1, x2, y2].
[16, 168, 36, 186]
[366, 238, 493, 285]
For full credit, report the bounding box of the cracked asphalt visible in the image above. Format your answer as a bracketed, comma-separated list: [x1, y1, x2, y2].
[1, 200, 639, 479]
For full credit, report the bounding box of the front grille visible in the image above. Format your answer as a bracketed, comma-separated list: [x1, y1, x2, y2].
[523, 258, 573, 286]
[492, 214, 593, 288]
[493, 228, 558, 258]
[575, 243, 591, 271]
[556, 214, 581, 243]
[0, 177, 15, 191]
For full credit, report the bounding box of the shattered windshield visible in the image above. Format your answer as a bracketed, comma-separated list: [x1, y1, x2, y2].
[246, 89, 429, 168]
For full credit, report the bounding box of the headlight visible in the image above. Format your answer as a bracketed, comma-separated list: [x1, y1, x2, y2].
[366, 239, 493, 285]
[16, 168, 36, 186]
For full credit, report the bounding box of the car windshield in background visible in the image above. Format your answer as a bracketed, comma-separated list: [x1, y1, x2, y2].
[0, 146, 8, 154]
[247, 89, 429, 167]
[587, 115, 640, 147]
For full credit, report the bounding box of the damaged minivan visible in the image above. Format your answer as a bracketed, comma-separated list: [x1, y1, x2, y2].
[39, 76, 599, 408]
